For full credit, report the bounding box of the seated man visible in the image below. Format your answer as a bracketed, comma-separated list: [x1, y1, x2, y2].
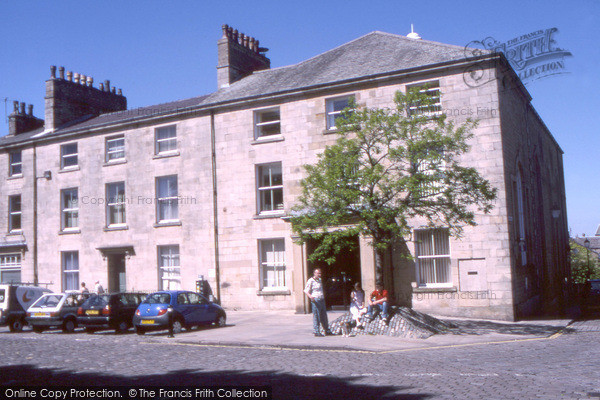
[367, 282, 389, 322]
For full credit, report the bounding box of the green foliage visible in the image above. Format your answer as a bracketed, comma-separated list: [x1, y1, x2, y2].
[570, 240, 600, 284]
[291, 87, 497, 275]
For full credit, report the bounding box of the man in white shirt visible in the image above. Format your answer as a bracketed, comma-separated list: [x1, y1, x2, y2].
[94, 280, 105, 294]
[303, 268, 331, 336]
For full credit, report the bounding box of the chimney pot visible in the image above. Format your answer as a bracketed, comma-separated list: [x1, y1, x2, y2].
[67, 71, 73, 81]
[59, 66, 65, 79]
[99, 82, 104, 91]
[117, 88, 122, 95]
[20, 102, 26, 115]
[233, 29, 238, 42]
[27, 104, 33, 116]
[239, 33, 245, 45]
[81, 75, 87, 85]
[74, 73, 81, 84]
[88, 76, 94, 87]
[221, 24, 229, 37]
[13, 101, 19, 113]
[104, 80, 110, 92]
[50, 65, 57, 79]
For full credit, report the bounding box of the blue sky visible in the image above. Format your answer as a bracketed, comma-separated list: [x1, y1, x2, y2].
[0, 0, 598, 236]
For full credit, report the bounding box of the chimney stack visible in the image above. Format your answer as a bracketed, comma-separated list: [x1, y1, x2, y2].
[45, 65, 127, 131]
[8, 101, 44, 136]
[217, 24, 270, 89]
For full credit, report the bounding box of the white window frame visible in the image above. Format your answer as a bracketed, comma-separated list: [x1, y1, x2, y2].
[254, 107, 281, 139]
[156, 175, 179, 222]
[8, 195, 21, 232]
[61, 251, 79, 292]
[106, 182, 126, 227]
[155, 125, 177, 154]
[61, 188, 79, 231]
[105, 135, 125, 162]
[407, 81, 442, 116]
[415, 228, 452, 288]
[256, 163, 284, 215]
[60, 143, 78, 169]
[0, 253, 21, 284]
[325, 95, 354, 130]
[259, 239, 286, 290]
[158, 245, 181, 290]
[9, 151, 22, 176]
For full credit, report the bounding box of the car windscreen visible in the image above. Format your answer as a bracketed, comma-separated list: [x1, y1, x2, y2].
[82, 295, 110, 308]
[143, 293, 171, 304]
[31, 294, 63, 308]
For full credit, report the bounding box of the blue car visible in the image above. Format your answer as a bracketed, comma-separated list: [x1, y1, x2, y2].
[133, 290, 226, 335]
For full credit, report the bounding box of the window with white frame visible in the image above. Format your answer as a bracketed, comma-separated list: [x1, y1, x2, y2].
[0, 254, 21, 283]
[106, 135, 125, 162]
[61, 188, 79, 230]
[61, 251, 79, 291]
[256, 163, 283, 214]
[415, 229, 451, 287]
[415, 148, 446, 197]
[254, 108, 281, 138]
[9, 151, 22, 176]
[60, 143, 78, 169]
[106, 182, 126, 226]
[156, 175, 179, 222]
[155, 125, 177, 154]
[8, 195, 21, 232]
[325, 95, 354, 130]
[259, 239, 286, 290]
[158, 245, 181, 290]
[407, 81, 442, 116]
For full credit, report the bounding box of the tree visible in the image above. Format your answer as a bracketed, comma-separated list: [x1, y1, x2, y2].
[290, 87, 497, 283]
[570, 240, 600, 284]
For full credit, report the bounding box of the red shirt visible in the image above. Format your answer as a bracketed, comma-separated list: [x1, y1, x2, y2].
[370, 289, 388, 301]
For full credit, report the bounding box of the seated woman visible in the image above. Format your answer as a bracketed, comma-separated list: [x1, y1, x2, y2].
[349, 282, 367, 329]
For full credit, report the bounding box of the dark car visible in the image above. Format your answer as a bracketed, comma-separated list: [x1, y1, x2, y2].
[133, 290, 226, 335]
[77, 292, 146, 333]
[26, 292, 93, 333]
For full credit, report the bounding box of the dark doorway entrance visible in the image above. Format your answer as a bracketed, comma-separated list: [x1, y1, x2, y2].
[107, 253, 126, 292]
[307, 236, 361, 310]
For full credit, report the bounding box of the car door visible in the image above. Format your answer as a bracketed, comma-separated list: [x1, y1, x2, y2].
[175, 292, 192, 324]
[186, 292, 206, 324]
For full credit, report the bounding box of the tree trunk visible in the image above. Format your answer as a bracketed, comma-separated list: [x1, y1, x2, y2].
[374, 245, 385, 284]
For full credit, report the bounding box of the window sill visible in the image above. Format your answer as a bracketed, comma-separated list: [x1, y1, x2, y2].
[153, 151, 180, 160]
[59, 229, 81, 235]
[256, 289, 291, 296]
[253, 212, 286, 220]
[322, 128, 339, 135]
[412, 286, 457, 293]
[59, 167, 80, 173]
[103, 159, 127, 167]
[7, 230, 23, 236]
[251, 136, 284, 145]
[103, 225, 129, 232]
[154, 221, 182, 228]
[7, 174, 23, 180]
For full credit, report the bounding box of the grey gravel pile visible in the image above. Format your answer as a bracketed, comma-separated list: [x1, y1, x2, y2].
[327, 307, 456, 339]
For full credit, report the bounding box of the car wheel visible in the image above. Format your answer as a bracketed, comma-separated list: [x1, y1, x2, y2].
[216, 314, 226, 328]
[116, 320, 129, 333]
[135, 326, 145, 336]
[32, 326, 45, 333]
[172, 319, 183, 334]
[8, 318, 24, 333]
[62, 319, 76, 333]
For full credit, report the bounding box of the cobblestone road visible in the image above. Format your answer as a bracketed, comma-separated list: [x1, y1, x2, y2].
[1, 320, 599, 400]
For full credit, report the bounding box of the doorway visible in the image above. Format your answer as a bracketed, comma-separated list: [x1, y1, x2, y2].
[107, 253, 126, 292]
[306, 235, 361, 310]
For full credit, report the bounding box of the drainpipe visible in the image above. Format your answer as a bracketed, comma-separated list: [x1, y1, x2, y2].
[210, 111, 221, 303]
[32, 144, 38, 285]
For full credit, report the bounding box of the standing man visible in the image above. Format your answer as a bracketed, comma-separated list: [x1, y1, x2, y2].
[80, 282, 89, 293]
[304, 268, 331, 337]
[94, 280, 105, 294]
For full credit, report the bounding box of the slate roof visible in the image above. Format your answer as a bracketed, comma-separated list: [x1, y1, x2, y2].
[0, 31, 488, 147]
[573, 236, 600, 257]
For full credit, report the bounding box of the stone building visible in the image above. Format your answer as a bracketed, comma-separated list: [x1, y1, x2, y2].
[0, 26, 569, 320]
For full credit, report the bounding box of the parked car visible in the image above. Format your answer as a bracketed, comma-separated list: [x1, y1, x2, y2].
[0, 284, 51, 332]
[133, 290, 226, 335]
[77, 292, 147, 333]
[26, 292, 92, 333]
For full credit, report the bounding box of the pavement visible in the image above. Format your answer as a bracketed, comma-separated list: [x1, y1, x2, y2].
[143, 309, 581, 353]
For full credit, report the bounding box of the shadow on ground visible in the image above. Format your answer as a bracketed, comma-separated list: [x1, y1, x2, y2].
[442, 319, 574, 336]
[0, 364, 431, 400]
